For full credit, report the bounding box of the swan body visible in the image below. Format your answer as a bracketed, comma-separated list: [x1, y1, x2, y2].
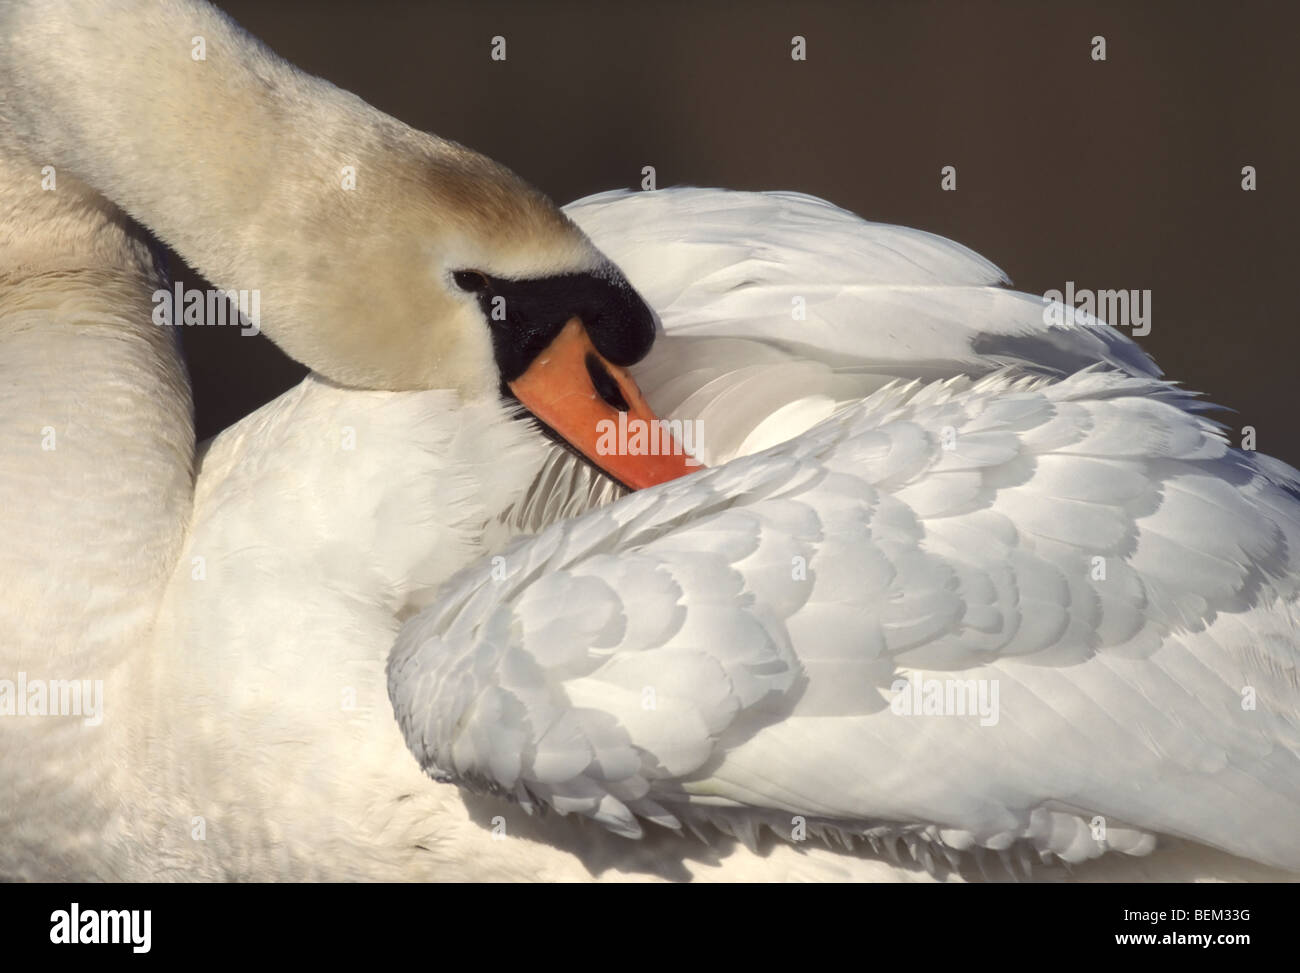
[395, 190, 1300, 880]
[2, 0, 1297, 881]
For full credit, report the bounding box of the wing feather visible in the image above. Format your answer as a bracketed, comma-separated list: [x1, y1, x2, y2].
[392, 189, 1300, 872]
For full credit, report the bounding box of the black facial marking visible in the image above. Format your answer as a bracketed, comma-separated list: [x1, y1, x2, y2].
[461, 268, 656, 383]
[585, 352, 630, 412]
[452, 270, 489, 293]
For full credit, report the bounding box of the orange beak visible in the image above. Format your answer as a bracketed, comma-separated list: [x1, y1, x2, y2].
[508, 318, 701, 490]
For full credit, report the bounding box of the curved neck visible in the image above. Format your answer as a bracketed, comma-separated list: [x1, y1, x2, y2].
[0, 161, 195, 677]
[0, 0, 481, 389]
[1, 0, 604, 395]
[1, 0, 381, 288]
[0, 153, 195, 878]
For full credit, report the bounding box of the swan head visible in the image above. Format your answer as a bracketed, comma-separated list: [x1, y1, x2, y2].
[266, 140, 692, 489]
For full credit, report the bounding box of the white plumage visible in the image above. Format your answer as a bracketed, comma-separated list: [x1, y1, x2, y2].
[3, 0, 1296, 882]
[395, 188, 1300, 875]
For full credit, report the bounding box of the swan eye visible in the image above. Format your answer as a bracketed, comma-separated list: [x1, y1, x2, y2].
[452, 270, 490, 293]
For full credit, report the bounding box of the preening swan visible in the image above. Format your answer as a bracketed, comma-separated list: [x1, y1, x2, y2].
[2, 0, 1297, 881]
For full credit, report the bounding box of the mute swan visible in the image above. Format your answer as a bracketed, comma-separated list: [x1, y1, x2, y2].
[0, 0, 684, 880]
[395, 189, 1300, 881]
[2, 0, 1297, 881]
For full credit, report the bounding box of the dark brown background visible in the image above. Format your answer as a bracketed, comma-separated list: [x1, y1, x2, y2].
[191, 0, 1300, 466]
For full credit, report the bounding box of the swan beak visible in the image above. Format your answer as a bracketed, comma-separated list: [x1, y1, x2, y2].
[508, 318, 700, 490]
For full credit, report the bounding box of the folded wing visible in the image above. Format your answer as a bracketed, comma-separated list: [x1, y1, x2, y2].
[398, 189, 1300, 871]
